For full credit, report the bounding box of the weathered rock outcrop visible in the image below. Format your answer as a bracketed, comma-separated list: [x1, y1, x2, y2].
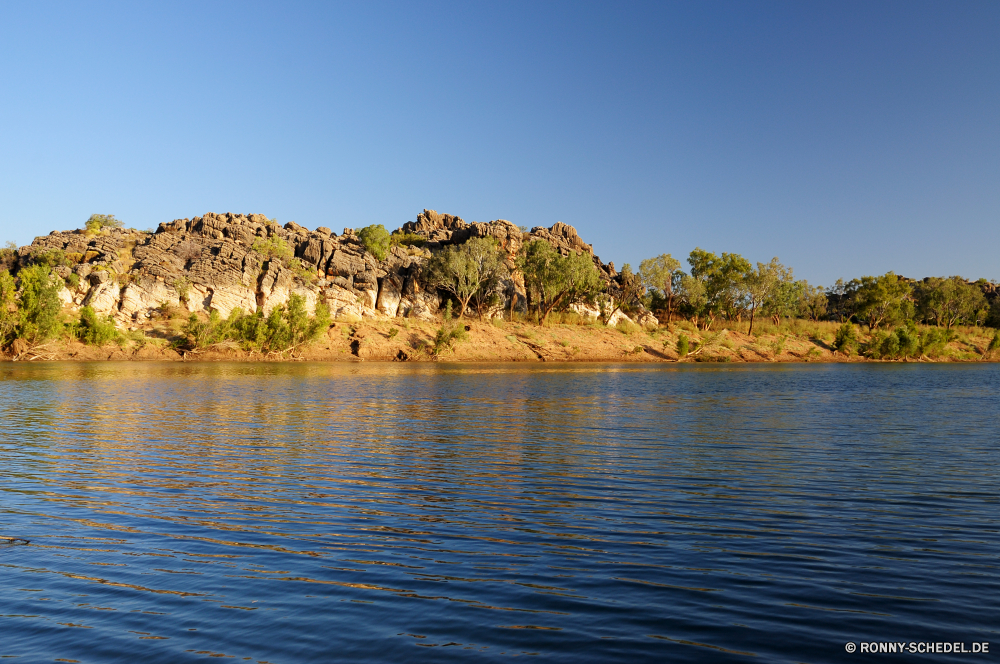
[14, 209, 641, 329]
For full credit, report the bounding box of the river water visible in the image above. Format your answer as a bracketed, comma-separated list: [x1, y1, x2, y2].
[0, 362, 997, 663]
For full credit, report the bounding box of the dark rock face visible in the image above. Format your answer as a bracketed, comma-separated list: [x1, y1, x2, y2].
[13, 209, 620, 329]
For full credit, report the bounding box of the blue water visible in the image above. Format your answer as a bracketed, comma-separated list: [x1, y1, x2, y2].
[0, 362, 997, 663]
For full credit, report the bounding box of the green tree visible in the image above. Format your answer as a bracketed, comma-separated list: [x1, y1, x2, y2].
[427, 237, 508, 319]
[895, 325, 919, 359]
[833, 322, 859, 355]
[765, 278, 804, 327]
[676, 273, 708, 328]
[183, 310, 227, 349]
[639, 254, 683, 322]
[0, 241, 18, 273]
[853, 273, 913, 331]
[687, 248, 751, 327]
[826, 278, 858, 323]
[915, 276, 988, 329]
[85, 214, 124, 233]
[989, 297, 1000, 329]
[75, 306, 120, 345]
[357, 224, 391, 261]
[16, 265, 63, 343]
[743, 257, 793, 335]
[0, 270, 16, 347]
[517, 240, 602, 324]
[798, 282, 828, 321]
[466, 238, 510, 319]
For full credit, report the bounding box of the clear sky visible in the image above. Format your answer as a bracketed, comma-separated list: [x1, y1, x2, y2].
[1, 1, 997, 286]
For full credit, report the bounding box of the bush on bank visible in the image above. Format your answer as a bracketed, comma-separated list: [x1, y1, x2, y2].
[181, 294, 331, 354]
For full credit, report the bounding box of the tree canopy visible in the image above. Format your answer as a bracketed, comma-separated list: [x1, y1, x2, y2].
[639, 253, 682, 321]
[517, 240, 602, 324]
[426, 237, 508, 319]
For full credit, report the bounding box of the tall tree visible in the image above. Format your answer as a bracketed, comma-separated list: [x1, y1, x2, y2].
[826, 279, 858, 323]
[16, 265, 63, 343]
[639, 254, 682, 322]
[853, 273, 913, 331]
[676, 273, 708, 328]
[743, 258, 792, 335]
[517, 240, 602, 324]
[797, 282, 828, 321]
[427, 237, 507, 319]
[687, 248, 751, 326]
[915, 276, 988, 329]
[467, 238, 510, 319]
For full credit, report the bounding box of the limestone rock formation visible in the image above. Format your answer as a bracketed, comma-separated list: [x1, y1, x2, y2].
[13, 209, 642, 329]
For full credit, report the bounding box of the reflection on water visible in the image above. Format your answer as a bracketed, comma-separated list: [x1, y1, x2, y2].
[0, 362, 998, 663]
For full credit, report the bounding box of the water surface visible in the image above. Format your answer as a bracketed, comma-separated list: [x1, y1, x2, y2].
[0, 362, 997, 662]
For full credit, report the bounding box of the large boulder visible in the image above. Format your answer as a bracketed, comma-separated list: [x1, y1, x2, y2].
[376, 274, 403, 317]
[118, 276, 181, 322]
[83, 281, 121, 316]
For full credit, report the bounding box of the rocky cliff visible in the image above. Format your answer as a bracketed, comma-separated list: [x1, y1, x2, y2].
[17, 209, 637, 329]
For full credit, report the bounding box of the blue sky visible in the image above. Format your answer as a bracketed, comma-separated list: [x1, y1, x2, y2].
[1, 1, 997, 286]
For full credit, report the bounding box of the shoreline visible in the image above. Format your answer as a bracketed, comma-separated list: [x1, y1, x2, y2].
[3, 319, 996, 364]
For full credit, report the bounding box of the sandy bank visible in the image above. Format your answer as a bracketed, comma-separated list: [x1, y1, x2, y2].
[3, 319, 996, 363]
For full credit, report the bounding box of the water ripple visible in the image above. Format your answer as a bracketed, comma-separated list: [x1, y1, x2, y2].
[0, 362, 997, 662]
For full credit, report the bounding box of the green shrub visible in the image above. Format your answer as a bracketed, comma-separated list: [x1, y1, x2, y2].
[616, 319, 639, 335]
[879, 331, 899, 359]
[183, 295, 331, 353]
[986, 329, 1000, 359]
[388, 327, 399, 339]
[920, 327, 949, 358]
[183, 310, 226, 349]
[75, 306, 120, 346]
[291, 259, 319, 283]
[16, 265, 62, 342]
[0, 270, 16, 346]
[432, 323, 468, 355]
[66, 273, 81, 290]
[863, 327, 917, 360]
[770, 335, 787, 356]
[358, 224, 391, 261]
[833, 323, 858, 355]
[390, 231, 426, 247]
[896, 326, 919, 358]
[676, 333, 689, 357]
[85, 214, 123, 233]
[32, 249, 71, 268]
[312, 302, 331, 336]
[172, 277, 190, 303]
[251, 235, 294, 263]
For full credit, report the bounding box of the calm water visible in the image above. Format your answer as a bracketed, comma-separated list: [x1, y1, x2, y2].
[0, 362, 997, 663]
